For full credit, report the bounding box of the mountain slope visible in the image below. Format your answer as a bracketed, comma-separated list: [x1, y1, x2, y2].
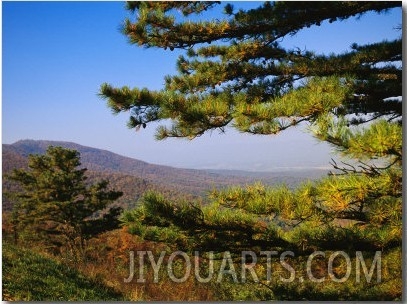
[3, 140, 329, 211]
[3, 140, 252, 191]
[2, 140, 252, 211]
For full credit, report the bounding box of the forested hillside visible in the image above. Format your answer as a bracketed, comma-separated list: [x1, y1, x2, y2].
[3, 140, 328, 211]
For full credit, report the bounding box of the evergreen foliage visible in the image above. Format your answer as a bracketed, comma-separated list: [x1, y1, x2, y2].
[99, 1, 402, 299]
[6, 146, 123, 257]
[100, 0, 401, 249]
[100, 1, 401, 139]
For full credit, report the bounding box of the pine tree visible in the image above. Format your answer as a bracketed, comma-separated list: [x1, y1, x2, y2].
[99, 2, 402, 300]
[7, 146, 123, 257]
[100, 1, 401, 139]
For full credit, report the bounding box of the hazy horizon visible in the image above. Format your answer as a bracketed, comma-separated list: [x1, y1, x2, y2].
[4, 137, 341, 173]
[2, 2, 401, 172]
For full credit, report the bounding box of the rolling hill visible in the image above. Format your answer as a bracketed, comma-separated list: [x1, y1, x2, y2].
[2, 139, 329, 210]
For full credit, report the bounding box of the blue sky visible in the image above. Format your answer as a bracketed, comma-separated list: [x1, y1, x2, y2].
[2, 2, 402, 171]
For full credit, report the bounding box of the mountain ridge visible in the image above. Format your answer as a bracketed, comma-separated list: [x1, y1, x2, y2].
[4, 139, 329, 176]
[5, 139, 237, 176]
[3, 139, 329, 211]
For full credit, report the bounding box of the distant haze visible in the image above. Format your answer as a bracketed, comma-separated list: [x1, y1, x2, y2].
[2, 2, 400, 172]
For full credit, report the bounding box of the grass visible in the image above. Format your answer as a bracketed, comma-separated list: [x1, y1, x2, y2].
[2, 242, 125, 301]
[2, 227, 401, 301]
